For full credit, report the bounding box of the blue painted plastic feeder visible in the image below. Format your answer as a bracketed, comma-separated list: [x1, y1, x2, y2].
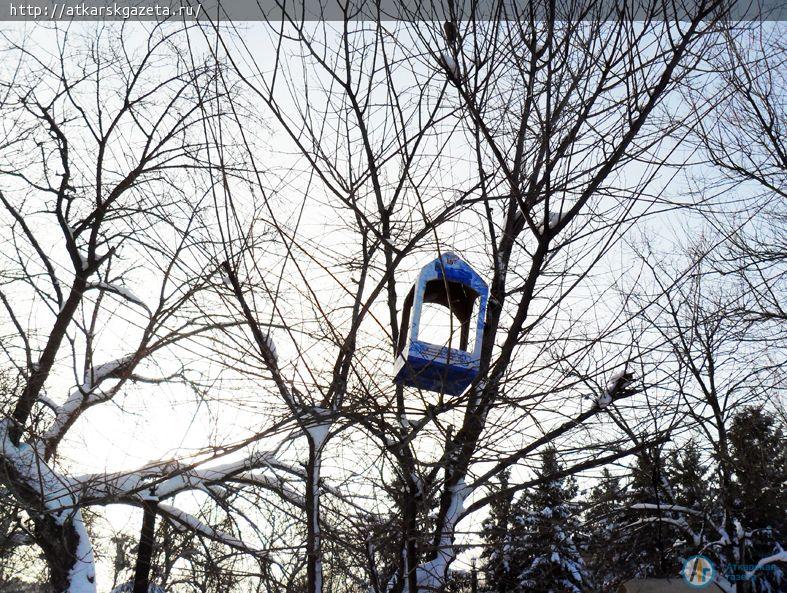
[394, 252, 488, 395]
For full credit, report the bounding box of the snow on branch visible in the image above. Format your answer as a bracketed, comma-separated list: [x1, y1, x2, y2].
[537, 211, 565, 233]
[229, 471, 305, 507]
[305, 407, 332, 452]
[1, 419, 79, 522]
[86, 281, 150, 313]
[263, 332, 278, 363]
[155, 450, 281, 498]
[513, 208, 567, 234]
[371, 479, 473, 593]
[89, 356, 135, 383]
[42, 387, 108, 446]
[630, 503, 704, 516]
[628, 500, 705, 550]
[411, 478, 472, 591]
[595, 365, 635, 409]
[68, 513, 96, 593]
[37, 395, 59, 411]
[440, 51, 460, 79]
[744, 549, 787, 579]
[631, 498, 728, 549]
[76, 449, 304, 509]
[0, 420, 96, 592]
[626, 516, 701, 547]
[42, 355, 134, 447]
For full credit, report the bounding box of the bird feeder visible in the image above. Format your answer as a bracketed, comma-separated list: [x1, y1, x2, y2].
[394, 252, 488, 395]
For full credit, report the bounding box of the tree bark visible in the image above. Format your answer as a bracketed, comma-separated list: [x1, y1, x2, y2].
[2, 458, 95, 592]
[35, 514, 91, 593]
[133, 500, 159, 593]
[305, 439, 323, 593]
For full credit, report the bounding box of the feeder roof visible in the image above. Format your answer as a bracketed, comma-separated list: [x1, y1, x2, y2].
[416, 252, 487, 295]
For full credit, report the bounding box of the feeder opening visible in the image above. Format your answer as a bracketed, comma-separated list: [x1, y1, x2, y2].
[397, 280, 480, 355]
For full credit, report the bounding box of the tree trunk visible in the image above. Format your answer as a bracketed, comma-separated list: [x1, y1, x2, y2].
[305, 439, 323, 593]
[35, 513, 94, 593]
[2, 458, 96, 593]
[133, 500, 158, 593]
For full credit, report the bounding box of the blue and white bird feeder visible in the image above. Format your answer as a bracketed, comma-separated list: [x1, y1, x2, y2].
[394, 252, 488, 396]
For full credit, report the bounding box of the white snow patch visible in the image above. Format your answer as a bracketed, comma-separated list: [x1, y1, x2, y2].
[139, 489, 159, 501]
[537, 211, 564, 233]
[1, 420, 78, 523]
[0, 420, 96, 593]
[263, 332, 277, 363]
[306, 408, 332, 451]
[155, 449, 277, 497]
[87, 282, 149, 313]
[42, 355, 133, 443]
[67, 513, 97, 593]
[744, 550, 787, 579]
[631, 503, 702, 516]
[90, 356, 133, 384]
[441, 52, 460, 78]
[410, 478, 471, 591]
[513, 209, 565, 234]
[38, 394, 58, 410]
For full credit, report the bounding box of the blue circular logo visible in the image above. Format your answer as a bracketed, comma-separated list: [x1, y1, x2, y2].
[682, 555, 716, 588]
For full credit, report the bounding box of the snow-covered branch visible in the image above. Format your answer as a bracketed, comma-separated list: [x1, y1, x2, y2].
[42, 355, 135, 454]
[626, 516, 701, 547]
[0, 419, 96, 592]
[595, 366, 635, 409]
[86, 281, 150, 313]
[744, 549, 787, 579]
[1, 419, 79, 522]
[630, 502, 704, 516]
[411, 479, 472, 592]
[77, 449, 299, 506]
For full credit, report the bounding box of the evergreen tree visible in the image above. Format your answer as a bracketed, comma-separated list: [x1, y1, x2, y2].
[480, 470, 521, 593]
[515, 448, 590, 593]
[668, 440, 709, 512]
[666, 440, 711, 560]
[727, 407, 786, 592]
[583, 468, 630, 592]
[617, 450, 683, 580]
[480, 451, 591, 593]
[584, 446, 713, 590]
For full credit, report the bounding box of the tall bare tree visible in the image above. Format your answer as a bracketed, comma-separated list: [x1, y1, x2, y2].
[621, 248, 785, 592]
[3, 3, 779, 593]
[685, 22, 786, 327]
[0, 23, 299, 592]
[193, 2, 737, 591]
